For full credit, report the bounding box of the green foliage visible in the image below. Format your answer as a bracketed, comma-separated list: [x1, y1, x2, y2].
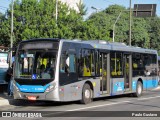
[0, 12, 10, 46]
[86, 5, 160, 53]
[131, 18, 149, 48]
[146, 17, 160, 54]
[0, 0, 84, 47]
[76, 0, 87, 16]
[1, 3, 160, 54]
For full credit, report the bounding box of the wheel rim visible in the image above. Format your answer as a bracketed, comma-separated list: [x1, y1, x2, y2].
[85, 89, 90, 99]
[138, 84, 142, 95]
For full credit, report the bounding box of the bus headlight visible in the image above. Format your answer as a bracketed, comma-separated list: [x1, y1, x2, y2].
[13, 83, 20, 92]
[45, 83, 56, 92]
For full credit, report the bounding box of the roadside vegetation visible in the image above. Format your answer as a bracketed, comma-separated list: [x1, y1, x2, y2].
[0, 0, 160, 54]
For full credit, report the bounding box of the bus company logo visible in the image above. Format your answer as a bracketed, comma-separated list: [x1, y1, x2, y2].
[2, 112, 11, 117]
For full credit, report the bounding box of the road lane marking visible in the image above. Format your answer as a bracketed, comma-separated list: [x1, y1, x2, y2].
[138, 95, 160, 101]
[153, 86, 160, 90]
[67, 95, 160, 111]
[34, 94, 160, 117]
[66, 101, 130, 111]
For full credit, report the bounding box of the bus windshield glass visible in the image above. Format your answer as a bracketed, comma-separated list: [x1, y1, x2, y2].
[15, 49, 57, 80]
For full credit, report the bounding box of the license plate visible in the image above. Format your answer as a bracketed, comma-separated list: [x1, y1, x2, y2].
[27, 96, 37, 100]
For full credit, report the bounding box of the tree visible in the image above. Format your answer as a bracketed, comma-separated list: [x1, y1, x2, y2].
[0, 0, 85, 47]
[85, 4, 159, 51]
[0, 12, 10, 47]
[131, 18, 149, 48]
[1, 3, 160, 54]
[85, 5, 128, 42]
[146, 17, 160, 54]
[76, 0, 87, 16]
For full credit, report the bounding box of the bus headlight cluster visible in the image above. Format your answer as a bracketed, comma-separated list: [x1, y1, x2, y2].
[13, 83, 19, 92]
[45, 83, 56, 92]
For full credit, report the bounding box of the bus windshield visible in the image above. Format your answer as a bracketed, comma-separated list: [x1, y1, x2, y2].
[15, 49, 57, 80]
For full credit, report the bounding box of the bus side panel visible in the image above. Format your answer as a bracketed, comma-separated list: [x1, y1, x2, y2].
[62, 80, 83, 101]
[111, 78, 124, 95]
[132, 80, 137, 92]
[143, 77, 158, 90]
[61, 78, 100, 102]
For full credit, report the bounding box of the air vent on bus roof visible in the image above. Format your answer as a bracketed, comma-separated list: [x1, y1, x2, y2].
[83, 40, 108, 44]
[108, 42, 126, 46]
[72, 39, 82, 42]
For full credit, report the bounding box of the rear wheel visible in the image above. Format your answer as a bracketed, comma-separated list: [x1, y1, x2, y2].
[80, 84, 92, 104]
[133, 81, 143, 97]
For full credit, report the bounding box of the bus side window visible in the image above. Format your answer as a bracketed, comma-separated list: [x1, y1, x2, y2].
[60, 52, 76, 73]
[78, 49, 95, 77]
[68, 54, 76, 73]
[110, 52, 123, 77]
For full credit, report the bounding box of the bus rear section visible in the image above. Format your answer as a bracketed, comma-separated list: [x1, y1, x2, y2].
[0, 52, 9, 84]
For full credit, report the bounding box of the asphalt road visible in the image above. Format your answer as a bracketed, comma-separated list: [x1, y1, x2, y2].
[0, 89, 160, 120]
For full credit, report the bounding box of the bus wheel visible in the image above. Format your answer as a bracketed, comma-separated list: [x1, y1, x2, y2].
[80, 84, 92, 104]
[133, 81, 142, 97]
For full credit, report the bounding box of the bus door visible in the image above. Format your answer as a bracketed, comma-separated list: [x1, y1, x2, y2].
[100, 52, 110, 94]
[59, 42, 79, 101]
[124, 54, 132, 91]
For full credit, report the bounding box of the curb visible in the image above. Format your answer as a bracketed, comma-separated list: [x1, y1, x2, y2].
[0, 99, 11, 106]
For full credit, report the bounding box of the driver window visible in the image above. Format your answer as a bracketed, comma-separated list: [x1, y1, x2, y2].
[60, 52, 76, 73]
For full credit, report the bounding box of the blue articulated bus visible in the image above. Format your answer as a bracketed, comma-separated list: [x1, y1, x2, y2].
[13, 38, 159, 104]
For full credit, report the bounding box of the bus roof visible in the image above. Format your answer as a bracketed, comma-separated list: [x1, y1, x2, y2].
[62, 39, 157, 55]
[19, 38, 157, 55]
[19, 38, 60, 43]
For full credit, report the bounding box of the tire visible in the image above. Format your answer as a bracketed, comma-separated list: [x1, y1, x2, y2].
[80, 84, 92, 104]
[133, 81, 143, 97]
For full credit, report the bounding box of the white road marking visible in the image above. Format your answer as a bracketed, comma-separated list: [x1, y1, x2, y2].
[138, 95, 160, 101]
[66, 95, 160, 111]
[153, 86, 160, 90]
[66, 101, 130, 111]
[29, 94, 160, 117]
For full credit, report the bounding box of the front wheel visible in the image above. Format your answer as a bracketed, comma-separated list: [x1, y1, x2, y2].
[80, 84, 92, 104]
[133, 81, 143, 97]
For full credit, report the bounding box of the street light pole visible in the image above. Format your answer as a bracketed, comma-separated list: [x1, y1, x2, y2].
[10, 0, 14, 67]
[113, 11, 122, 42]
[129, 0, 132, 46]
[91, 6, 101, 13]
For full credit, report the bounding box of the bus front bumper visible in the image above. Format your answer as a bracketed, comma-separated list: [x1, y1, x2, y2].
[13, 91, 59, 101]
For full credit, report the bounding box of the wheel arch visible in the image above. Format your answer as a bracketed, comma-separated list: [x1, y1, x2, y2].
[83, 81, 94, 98]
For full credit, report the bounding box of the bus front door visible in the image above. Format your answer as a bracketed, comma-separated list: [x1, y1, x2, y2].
[100, 52, 110, 94]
